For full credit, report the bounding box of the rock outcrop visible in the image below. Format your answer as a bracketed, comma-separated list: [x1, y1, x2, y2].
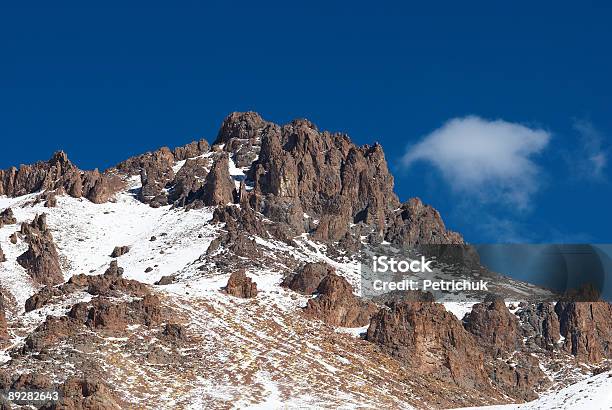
[25, 260, 148, 312]
[304, 273, 377, 327]
[201, 153, 235, 206]
[213, 112, 462, 245]
[0, 151, 124, 204]
[0, 245, 5, 263]
[556, 301, 612, 362]
[517, 302, 561, 351]
[463, 296, 520, 357]
[0, 208, 16, 226]
[0, 292, 8, 340]
[17, 214, 63, 285]
[366, 301, 489, 391]
[42, 377, 124, 410]
[384, 198, 464, 246]
[281, 262, 335, 295]
[224, 269, 258, 298]
[110, 246, 130, 257]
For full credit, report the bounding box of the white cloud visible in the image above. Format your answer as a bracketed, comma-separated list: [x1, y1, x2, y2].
[571, 119, 607, 180]
[402, 116, 551, 209]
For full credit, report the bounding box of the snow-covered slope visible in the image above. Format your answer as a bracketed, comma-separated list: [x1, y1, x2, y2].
[458, 370, 612, 410]
[1, 148, 611, 409]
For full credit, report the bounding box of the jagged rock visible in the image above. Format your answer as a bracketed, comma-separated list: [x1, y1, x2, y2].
[556, 301, 612, 362]
[42, 377, 123, 410]
[25, 286, 63, 312]
[201, 153, 235, 206]
[0, 292, 8, 340]
[110, 246, 130, 257]
[224, 269, 258, 298]
[371, 289, 435, 305]
[0, 245, 5, 263]
[162, 323, 186, 342]
[0, 151, 124, 204]
[173, 139, 210, 161]
[488, 354, 548, 401]
[366, 301, 489, 390]
[9, 233, 17, 244]
[10, 373, 53, 390]
[517, 302, 561, 350]
[69, 294, 162, 331]
[155, 275, 175, 286]
[0, 208, 16, 226]
[44, 190, 58, 207]
[17, 214, 63, 285]
[463, 296, 521, 357]
[303, 273, 377, 327]
[103, 260, 124, 276]
[168, 156, 211, 206]
[239, 113, 399, 241]
[25, 261, 148, 312]
[281, 262, 335, 295]
[385, 198, 464, 246]
[211, 204, 266, 237]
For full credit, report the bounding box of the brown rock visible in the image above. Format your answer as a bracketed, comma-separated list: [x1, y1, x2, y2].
[25, 286, 63, 312]
[225, 269, 258, 298]
[0, 291, 8, 340]
[17, 214, 63, 285]
[488, 354, 548, 401]
[281, 262, 335, 295]
[155, 275, 175, 286]
[463, 296, 521, 357]
[385, 197, 464, 246]
[0, 208, 16, 225]
[517, 302, 561, 351]
[173, 139, 210, 160]
[202, 153, 235, 206]
[0, 151, 124, 204]
[304, 273, 378, 327]
[162, 323, 186, 343]
[556, 301, 612, 362]
[0, 245, 5, 263]
[110, 246, 130, 257]
[366, 301, 489, 391]
[44, 377, 123, 410]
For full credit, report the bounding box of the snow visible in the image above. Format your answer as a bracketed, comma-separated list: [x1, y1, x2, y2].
[0, 170, 607, 409]
[456, 370, 612, 410]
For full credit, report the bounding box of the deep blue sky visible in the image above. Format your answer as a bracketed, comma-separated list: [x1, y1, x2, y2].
[1, 1, 610, 243]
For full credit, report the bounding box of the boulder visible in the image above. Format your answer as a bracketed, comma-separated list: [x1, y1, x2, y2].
[0, 208, 16, 226]
[110, 246, 130, 258]
[281, 262, 335, 295]
[225, 269, 258, 298]
[303, 273, 378, 327]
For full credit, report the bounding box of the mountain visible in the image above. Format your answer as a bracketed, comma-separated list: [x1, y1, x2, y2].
[0, 112, 610, 409]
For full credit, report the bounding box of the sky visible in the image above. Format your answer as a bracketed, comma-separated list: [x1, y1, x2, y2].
[1, 1, 611, 244]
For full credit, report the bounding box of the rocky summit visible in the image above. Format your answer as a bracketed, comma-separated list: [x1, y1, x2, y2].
[0, 112, 610, 409]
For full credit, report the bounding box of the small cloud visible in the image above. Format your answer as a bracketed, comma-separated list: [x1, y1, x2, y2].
[570, 119, 608, 181]
[402, 116, 551, 209]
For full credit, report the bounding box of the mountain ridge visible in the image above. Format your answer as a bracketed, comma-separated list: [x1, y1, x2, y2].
[0, 112, 610, 409]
